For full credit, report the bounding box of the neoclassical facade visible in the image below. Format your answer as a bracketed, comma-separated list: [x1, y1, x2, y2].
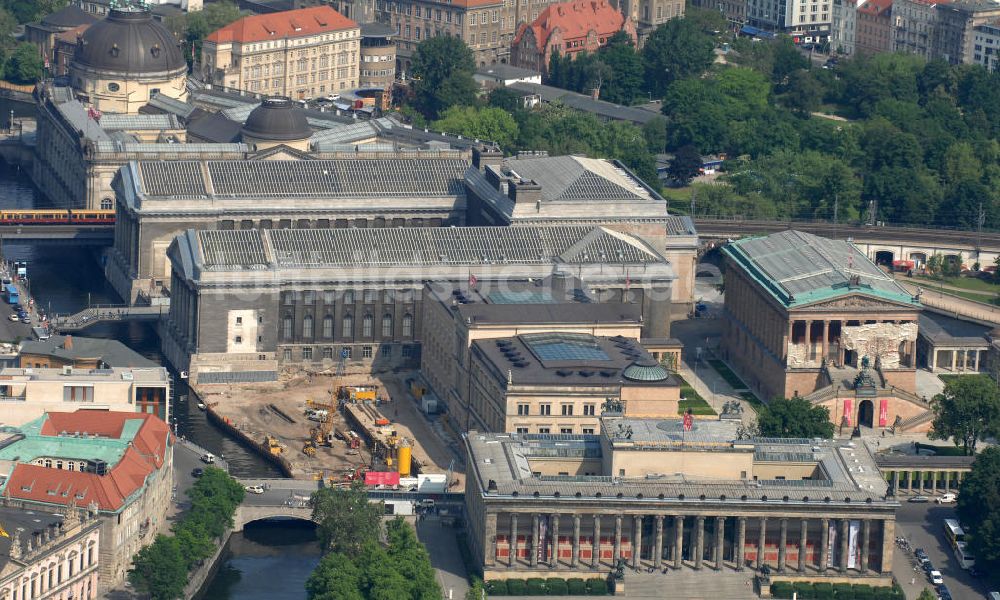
[465, 418, 898, 586]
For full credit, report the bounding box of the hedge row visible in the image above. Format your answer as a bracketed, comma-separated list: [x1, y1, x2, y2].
[485, 577, 609, 596]
[770, 581, 905, 600]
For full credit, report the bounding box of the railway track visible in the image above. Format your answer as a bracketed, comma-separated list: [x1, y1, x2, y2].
[693, 219, 1000, 249]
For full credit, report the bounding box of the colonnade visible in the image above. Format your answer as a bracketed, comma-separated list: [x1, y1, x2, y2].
[886, 468, 966, 495]
[491, 513, 893, 576]
[787, 319, 916, 368]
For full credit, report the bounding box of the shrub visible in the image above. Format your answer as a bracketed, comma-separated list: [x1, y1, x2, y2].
[526, 577, 546, 596]
[485, 580, 508, 595]
[853, 584, 873, 600]
[833, 582, 854, 600]
[567, 578, 587, 595]
[794, 581, 816, 599]
[586, 578, 609, 595]
[771, 581, 794, 599]
[814, 582, 835, 600]
[872, 587, 894, 600]
[507, 579, 527, 595]
[546, 578, 568, 595]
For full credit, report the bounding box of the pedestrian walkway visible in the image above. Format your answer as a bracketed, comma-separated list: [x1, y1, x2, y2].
[502, 568, 758, 599]
[680, 356, 757, 422]
[416, 516, 470, 600]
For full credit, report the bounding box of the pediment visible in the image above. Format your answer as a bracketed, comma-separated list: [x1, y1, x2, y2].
[795, 294, 919, 312]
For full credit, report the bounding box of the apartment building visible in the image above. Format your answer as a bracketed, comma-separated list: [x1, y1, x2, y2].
[856, 0, 894, 54]
[831, 0, 865, 55]
[894, 0, 948, 57]
[201, 6, 361, 99]
[971, 20, 1000, 70]
[932, 0, 1000, 64]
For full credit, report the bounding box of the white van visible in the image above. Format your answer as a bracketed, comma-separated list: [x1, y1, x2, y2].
[987, 592, 1000, 600]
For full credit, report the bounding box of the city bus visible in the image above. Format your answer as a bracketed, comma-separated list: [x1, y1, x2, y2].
[943, 518, 966, 548]
[954, 541, 976, 570]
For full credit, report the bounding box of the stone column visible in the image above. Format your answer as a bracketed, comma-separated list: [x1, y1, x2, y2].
[931, 349, 938, 372]
[892, 471, 899, 495]
[975, 350, 981, 371]
[943, 471, 950, 492]
[881, 519, 895, 574]
[839, 519, 850, 573]
[805, 320, 814, 362]
[654, 515, 664, 569]
[917, 470, 924, 493]
[756, 517, 767, 570]
[778, 518, 788, 572]
[819, 518, 830, 572]
[952, 350, 958, 372]
[861, 520, 871, 574]
[674, 516, 684, 569]
[798, 519, 808, 573]
[822, 320, 830, 363]
[593, 516, 601, 569]
[694, 516, 705, 569]
[531, 514, 540, 567]
[736, 517, 746, 571]
[572, 515, 581, 568]
[715, 517, 725, 570]
[613, 515, 622, 563]
[510, 514, 519, 567]
[551, 514, 560, 568]
[785, 320, 794, 363]
[633, 516, 643, 569]
[486, 512, 498, 566]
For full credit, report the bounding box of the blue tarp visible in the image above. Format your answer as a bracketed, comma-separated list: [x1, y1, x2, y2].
[740, 25, 777, 39]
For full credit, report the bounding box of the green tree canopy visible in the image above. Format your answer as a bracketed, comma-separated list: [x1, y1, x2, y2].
[757, 396, 835, 438]
[168, 1, 243, 63]
[929, 375, 1000, 455]
[596, 31, 644, 105]
[128, 535, 189, 600]
[312, 480, 384, 555]
[5, 42, 42, 84]
[642, 18, 715, 98]
[956, 447, 1000, 578]
[2, 0, 67, 24]
[667, 145, 702, 185]
[433, 105, 519, 149]
[411, 36, 477, 119]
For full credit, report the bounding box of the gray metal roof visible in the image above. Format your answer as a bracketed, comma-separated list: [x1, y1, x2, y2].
[19, 335, 157, 368]
[135, 158, 468, 199]
[99, 113, 180, 131]
[195, 225, 666, 271]
[723, 230, 917, 308]
[917, 312, 990, 347]
[308, 121, 380, 145]
[145, 93, 197, 119]
[508, 82, 660, 125]
[94, 141, 248, 154]
[505, 155, 653, 202]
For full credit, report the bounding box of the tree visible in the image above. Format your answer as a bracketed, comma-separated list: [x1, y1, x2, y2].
[757, 396, 835, 438]
[466, 579, 487, 600]
[433, 106, 519, 149]
[917, 589, 939, 600]
[667, 145, 702, 185]
[129, 535, 189, 600]
[771, 35, 809, 86]
[410, 36, 477, 119]
[957, 447, 1000, 579]
[929, 375, 1000, 455]
[487, 87, 523, 114]
[3, 0, 67, 24]
[307, 553, 366, 600]
[597, 31, 644, 105]
[642, 18, 715, 98]
[784, 70, 823, 116]
[312, 481, 384, 555]
[642, 116, 667, 154]
[5, 42, 42, 84]
[168, 1, 244, 64]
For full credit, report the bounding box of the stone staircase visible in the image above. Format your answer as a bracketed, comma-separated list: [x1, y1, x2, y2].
[618, 568, 758, 599]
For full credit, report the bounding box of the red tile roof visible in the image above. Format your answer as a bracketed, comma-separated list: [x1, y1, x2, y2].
[205, 6, 358, 45]
[858, 0, 894, 15]
[7, 412, 171, 513]
[515, 0, 627, 51]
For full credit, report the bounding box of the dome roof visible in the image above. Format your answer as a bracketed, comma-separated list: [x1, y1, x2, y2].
[241, 97, 311, 142]
[622, 358, 670, 382]
[72, 7, 185, 75]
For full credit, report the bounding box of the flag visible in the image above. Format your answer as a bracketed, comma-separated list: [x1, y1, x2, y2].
[468, 273, 477, 287]
[683, 411, 693, 431]
[87, 106, 101, 121]
[624, 268, 630, 292]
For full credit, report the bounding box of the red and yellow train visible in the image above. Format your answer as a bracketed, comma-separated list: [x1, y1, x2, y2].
[0, 209, 115, 225]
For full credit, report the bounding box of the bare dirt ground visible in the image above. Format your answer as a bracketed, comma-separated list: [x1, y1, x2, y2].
[196, 370, 464, 488]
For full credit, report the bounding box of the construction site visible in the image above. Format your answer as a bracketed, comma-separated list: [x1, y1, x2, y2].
[192, 370, 465, 489]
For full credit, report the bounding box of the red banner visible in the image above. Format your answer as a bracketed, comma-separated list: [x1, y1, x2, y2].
[879, 398, 889, 428]
[364, 471, 400, 486]
[843, 398, 852, 426]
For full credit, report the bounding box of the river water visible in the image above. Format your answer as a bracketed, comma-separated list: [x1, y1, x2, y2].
[0, 160, 319, 598]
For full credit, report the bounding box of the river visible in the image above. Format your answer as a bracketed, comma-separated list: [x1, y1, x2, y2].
[0, 159, 320, 599]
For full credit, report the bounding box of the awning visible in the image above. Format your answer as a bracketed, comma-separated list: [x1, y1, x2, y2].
[740, 25, 776, 39]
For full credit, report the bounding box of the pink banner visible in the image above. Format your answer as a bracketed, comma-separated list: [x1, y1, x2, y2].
[879, 398, 889, 428]
[843, 398, 852, 426]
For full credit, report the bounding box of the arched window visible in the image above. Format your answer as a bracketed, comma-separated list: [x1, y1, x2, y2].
[282, 315, 293, 339]
[100, 197, 113, 210]
[342, 314, 353, 337]
[362, 314, 373, 337]
[382, 313, 393, 337]
[322, 315, 334, 338]
[302, 314, 314, 338]
[402, 313, 413, 337]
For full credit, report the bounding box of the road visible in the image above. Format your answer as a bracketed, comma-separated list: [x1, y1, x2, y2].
[893, 501, 991, 600]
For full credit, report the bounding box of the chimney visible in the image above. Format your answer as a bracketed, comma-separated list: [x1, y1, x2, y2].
[472, 144, 503, 172]
[507, 178, 542, 206]
[63, 335, 73, 350]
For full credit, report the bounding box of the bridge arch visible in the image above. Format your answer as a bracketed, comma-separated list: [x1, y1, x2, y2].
[234, 505, 317, 532]
[873, 250, 894, 266]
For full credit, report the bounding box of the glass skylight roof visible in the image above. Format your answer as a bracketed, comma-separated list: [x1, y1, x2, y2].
[487, 290, 555, 304]
[524, 333, 610, 362]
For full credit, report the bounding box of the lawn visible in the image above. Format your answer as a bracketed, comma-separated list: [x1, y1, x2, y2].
[913, 274, 1000, 294]
[915, 442, 967, 457]
[660, 186, 692, 213]
[675, 374, 717, 415]
[707, 358, 749, 390]
[938, 373, 994, 386]
[909, 281, 1000, 306]
[739, 391, 764, 412]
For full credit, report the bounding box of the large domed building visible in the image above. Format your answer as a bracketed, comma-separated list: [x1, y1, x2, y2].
[69, 5, 187, 114]
[240, 97, 312, 151]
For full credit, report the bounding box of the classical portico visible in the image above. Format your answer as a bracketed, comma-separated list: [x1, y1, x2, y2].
[721, 231, 921, 402]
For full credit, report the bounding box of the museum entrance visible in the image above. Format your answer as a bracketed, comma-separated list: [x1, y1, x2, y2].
[858, 399, 875, 429]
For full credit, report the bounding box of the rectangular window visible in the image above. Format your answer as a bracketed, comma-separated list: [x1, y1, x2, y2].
[539, 404, 551, 416]
[342, 346, 353, 359]
[538, 427, 550, 434]
[583, 404, 596, 416]
[235, 335, 243, 344]
[582, 428, 595, 434]
[516, 427, 529, 434]
[381, 345, 392, 358]
[364, 290, 376, 303]
[517, 404, 529, 415]
[235, 316, 243, 325]
[560, 427, 573, 434]
[561, 404, 573, 416]
[362, 346, 373, 358]
[303, 347, 313, 360]
[282, 348, 292, 361]
[64, 386, 94, 403]
[323, 347, 334, 359]
[402, 345, 414, 358]
[323, 291, 335, 304]
[343, 290, 355, 304]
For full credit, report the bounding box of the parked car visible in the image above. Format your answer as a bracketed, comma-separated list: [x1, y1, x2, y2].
[915, 548, 930, 564]
[244, 485, 265, 494]
[929, 570, 943, 585]
[191, 467, 204, 478]
[200, 453, 216, 464]
[19, 316, 30, 324]
[936, 584, 952, 600]
[7, 314, 18, 322]
[909, 495, 930, 503]
[923, 561, 935, 575]
[936, 493, 957, 504]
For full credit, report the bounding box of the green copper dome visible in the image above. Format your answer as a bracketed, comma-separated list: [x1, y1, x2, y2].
[622, 359, 669, 382]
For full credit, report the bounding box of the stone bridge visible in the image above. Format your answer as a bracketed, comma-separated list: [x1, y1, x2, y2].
[232, 478, 319, 532]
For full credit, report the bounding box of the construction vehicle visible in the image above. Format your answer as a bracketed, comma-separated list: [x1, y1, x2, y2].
[263, 434, 284, 455]
[302, 443, 317, 457]
[338, 385, 378, 404]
